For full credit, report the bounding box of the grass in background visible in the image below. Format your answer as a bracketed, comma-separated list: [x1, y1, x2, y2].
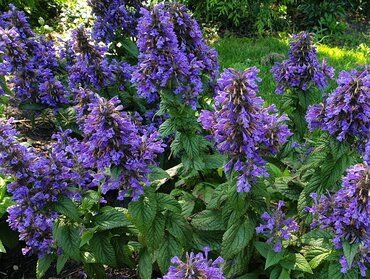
[213, 36, 370, 107]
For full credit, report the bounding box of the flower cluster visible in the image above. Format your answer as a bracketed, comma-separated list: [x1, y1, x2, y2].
[164, 247, 225, 279]
[0, 119, 75, 256]
[306, 67, 370, 144]
[199, 68, 291, 192]
[88, 0, 143, 42]
[0, 5, 69, 106]
[133, 2, 218, 109]
[82, 94, 164, 200]
[306, 163, 370, 276]
[271, 31, 334, 94]
[68, 25, 132, 92]
[256, 201, 299, 252]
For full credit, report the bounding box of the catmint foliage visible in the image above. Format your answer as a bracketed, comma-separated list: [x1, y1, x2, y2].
[82, 94, 164, 201]
[199, 68, 291, 192]
[256, 200, 299, 252]
[307, 163, 370, 276]
[271, 31, 334, 94]
[88, 0, 143, 42]
[133, 2, 218, 109]
[163, 247, 225, 279]
[306, 66, 370, 144]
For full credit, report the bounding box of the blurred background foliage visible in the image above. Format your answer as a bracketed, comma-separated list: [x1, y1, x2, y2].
[0, 0, 369, 46]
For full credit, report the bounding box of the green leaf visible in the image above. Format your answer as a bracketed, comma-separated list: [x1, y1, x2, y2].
[278, 268, 290, 279]
[265, 249, 284, 269]
[221, 217, 255, 259]
[156, 235, 182, 273]
[191, 210, 225, 231]
[254, 241, 271, 259]
[0, 239, 6, 253]
[84, 263, 106, 279]
[149, 166, 170, 182]
[19, 103, 46, 111]
[56, 254, 69, 275]
[90, 233, 117, 266]
[309, 252, 331, 269]
[53, 220, 81, 260]
[54, 197, 80, 222]
[166, 212, 191, 245]
[156, 193, 182, 213]
[203, 154, 226, 169]
[342, 240, 360, 268]
[139, 248, 152, 279]
[128, 193, 157, 233]
[147, 213, 166, 250]
[81, 190, 99, 211]
[36, 254, 53, 279]
[80, 227, 98, 248]
[293, 253, 313, 274]
[94, 207, 130, 231]
[110, 165, 122, 181]
[159, 119, 176, 138]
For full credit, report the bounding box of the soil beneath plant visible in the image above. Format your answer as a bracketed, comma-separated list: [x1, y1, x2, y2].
[0, 246, 140, 279]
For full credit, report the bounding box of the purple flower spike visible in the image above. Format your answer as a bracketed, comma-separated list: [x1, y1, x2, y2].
[307, 162, 370, 276]
[306, 66, 370, 148]
[256, 201, 299, 252]
[133, 3, 218, 108]
[271, 31, 334, 94]
[199, 68, 291, 192]
[163, 247, 225, 279]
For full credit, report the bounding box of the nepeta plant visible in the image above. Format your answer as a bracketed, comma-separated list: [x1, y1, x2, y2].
[88, 0, 143, 42]
[271, 31, 334, 95]
[307, 163, 370, 276]
[68, 25, 132, 92]
[306, 66, 370, 145]
[164, 247, 225, 279]
[133, 2, 218, 108]
[256, 200, 299, 252]
[199, 68, 291, 192]
[82, 94, 164, 201]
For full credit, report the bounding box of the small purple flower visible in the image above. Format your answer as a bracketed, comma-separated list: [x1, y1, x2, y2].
[256, 201, 299, 252]
[163, 247, 225, 279]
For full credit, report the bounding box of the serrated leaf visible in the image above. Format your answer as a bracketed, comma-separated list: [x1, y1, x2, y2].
[191, 210, 225, 231]
[90, 233, 117, 266]
[265, 249, 284, 269]
[166, 212, 191, 245]
[156, 193, 181, 213]
[221, 217, 255, 259]
[203, 154, 226, 169]
[149, 166, 170, 182]
[309, 252, 330, 269]
[94, 207, 130, 230]
[36, 254, 53, 279]
[342, 241, 360, 268]
[128, 194, 157, 233]
[54, 197, 80, 222]
[53, 220, 81, 260]
[56, 254, 69, 275]
[139, 248, 152, 279]
[293, 253, 313, 274]
[81, 190, 99, 211]
[156, 235, 182, 273]
[147, 213, 165, 250]
[80, 227, 98, 248]
[84, 263, 106, 279]
[159, 119, 176, 137]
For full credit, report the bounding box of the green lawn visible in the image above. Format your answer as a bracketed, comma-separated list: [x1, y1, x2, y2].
[213, 36, 370, 107]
